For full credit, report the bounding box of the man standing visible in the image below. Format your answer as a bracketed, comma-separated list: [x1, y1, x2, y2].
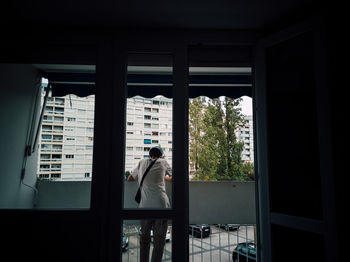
[128, 146, 172, 262]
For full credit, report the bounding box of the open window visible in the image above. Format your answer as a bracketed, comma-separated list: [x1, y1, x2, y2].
[187, 46, 257, 261]
[0, 63, 96, 210]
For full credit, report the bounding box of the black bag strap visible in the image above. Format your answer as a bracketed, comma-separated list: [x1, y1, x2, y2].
[139, 159, 157, 188]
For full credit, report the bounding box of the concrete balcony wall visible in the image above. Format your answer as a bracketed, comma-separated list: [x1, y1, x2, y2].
[36, 180, 256, 224]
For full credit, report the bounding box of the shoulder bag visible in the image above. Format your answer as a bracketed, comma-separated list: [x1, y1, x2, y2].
[135, 159, 157, 204]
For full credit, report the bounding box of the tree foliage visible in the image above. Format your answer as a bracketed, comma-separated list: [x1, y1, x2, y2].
[189, 97, 253, 181]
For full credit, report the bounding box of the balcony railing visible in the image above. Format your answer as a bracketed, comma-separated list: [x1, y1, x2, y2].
[121, 223, 256, 262]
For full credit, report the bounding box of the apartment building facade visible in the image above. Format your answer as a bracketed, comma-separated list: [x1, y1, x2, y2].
[237, 115, 254, 163]
[38, 92, 95, 181]
[125, 95, 173, 172]
[38, 92, 173, 180]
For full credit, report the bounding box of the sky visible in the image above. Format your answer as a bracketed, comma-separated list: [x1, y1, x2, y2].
[240, 96, 253, 116]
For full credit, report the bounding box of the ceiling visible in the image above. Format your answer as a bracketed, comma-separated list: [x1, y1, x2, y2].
[3, 0, 317, 30]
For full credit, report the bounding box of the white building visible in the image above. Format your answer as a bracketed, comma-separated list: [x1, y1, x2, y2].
[38, 94, 95, 181]
[125, 95, 173, 172]
[37, 93, 172, 180]
[237, 115, 254, 163]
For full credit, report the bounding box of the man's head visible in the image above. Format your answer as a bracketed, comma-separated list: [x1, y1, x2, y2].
[149, 146, 163, 158]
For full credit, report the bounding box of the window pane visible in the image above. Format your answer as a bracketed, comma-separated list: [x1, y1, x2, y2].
[36, 64, 95, 209]
[122, 219, 172, 262]
[266, 32, 322, 219]
[123, 54, 173, 209]
[188, 68, 255, 223]
[188, 48, 257, 261]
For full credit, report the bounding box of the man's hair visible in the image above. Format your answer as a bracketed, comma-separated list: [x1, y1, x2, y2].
[149, 147, 163, 158]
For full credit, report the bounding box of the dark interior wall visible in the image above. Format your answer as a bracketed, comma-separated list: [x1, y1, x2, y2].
[0, 64, 99, 262]
[0, 64, 40, 208]
[0, 210, 99, 262]
[327, 16, 344, 260]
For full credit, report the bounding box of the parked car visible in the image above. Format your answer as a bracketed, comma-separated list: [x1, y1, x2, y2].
[189, 224, 211, 238]
[122, 233, 129, 252]
[215, 224, 240, 231]
[232, 242, 256, 262]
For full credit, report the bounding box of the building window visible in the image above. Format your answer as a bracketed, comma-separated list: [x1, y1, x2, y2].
[65, 154, 74, 159]
[67, 117, 76, 122]
[50, 164, 60, 171]
[42, 134, 51, 140]
[127, 122, 134, 126]
[39, 164, 50, 171]
[85, 172, 90, 178]
[144, 115, 151, 120]
[144, 123, 151, 128]
[144, 139, 151, 144]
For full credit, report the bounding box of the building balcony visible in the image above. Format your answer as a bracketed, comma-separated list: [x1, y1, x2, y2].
[36, 180, 255, 223]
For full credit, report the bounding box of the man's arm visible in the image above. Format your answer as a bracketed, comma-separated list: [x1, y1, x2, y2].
[127, 175, 135, 181]
[164, 160, 172, 181]
[128, 160, 141, 182]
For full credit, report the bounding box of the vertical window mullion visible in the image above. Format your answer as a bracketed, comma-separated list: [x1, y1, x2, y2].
[109, 40, 128, 262]
[92, 39, 117, 262]
[172, 45, 189, 262]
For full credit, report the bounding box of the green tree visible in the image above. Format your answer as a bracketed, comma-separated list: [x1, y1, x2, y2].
[189, 97, 206, 178]
[241, 161, 255, 181]
[189, 96, 246, 181]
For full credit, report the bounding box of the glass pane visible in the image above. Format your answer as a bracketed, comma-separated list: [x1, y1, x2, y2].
[122, 219, 172, 262]
[36, 64, 95, 209]
[188, 66, 256, 224]
[188, 47, 257, 261]
[189, 224, 257, 262]
[124, 54, 173, 209]
[266, 32, 323, 219]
